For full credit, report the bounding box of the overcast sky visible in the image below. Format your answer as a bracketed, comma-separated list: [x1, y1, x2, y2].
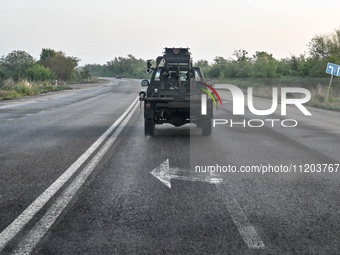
[1, 0, 340, 65]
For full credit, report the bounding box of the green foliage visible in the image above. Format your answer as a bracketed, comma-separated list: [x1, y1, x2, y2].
[106, 54, 147, 78]
[196, 26, 340, 81]
[195, 59, 211, 76]
[85, 64, 104, 77]
[0, 79, 70, 100]
[0, 66, 6, 86]
[233, 49, 250, 62]
[79, 66, 91, 80]
[252, 51, 278, 78]
[85, 55, 147, 79]
[1, 26, 340, 104]
[0, 48, 80, 100]
[40, 48, 57, 61]
[0, 48, 79, 83]
[308, 27, 340, 61]
[0, 50, 35, 81]
[308, 96, 340, 111]
[314, 94, 326, 103]
[306, 26, 340, 77]
[308, 35, 332, 59]
[40, 51, 79, 81]
[26, 64, 55, 81]
[0, 89, 21, 100]
[205, 51, 277, 79]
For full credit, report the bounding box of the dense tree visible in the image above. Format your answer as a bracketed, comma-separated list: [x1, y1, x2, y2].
[195, 59, 211, 77]
[306, 27, 340, 77]
[2, 26, 339, 83]
[195, 59, 209, 67]
[0, 66, 6, 85]
[232, 49, 252, 78]
[40, 48, 57, 62]
[232, 49, 250, 62]
[276, 57, 291, 77]
[85, 64, 106, 77]
[0, 50, 35, 80]
[307, 28, 340, 60]
[207, 57, 228, 78]
[79, 66, 91, 80]
[276, 54, 309, 77]
[308, 35, 331, 60]
[41, 51, 79, 81]
[251, 51, 278, 78]
[86, 55, 147, 78]
[26, 64, 54, 81]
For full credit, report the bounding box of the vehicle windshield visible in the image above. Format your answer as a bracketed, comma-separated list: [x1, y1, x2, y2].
[154, 69, 201, 81]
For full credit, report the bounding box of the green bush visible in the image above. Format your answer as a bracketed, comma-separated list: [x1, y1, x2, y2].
[0, 90, 21, 100]
[26, 64, 54, 81]
[0, 50, 35, 81]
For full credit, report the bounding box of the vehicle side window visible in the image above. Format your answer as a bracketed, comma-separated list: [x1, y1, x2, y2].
[194, 70, 201, 81]
[154, 69, 161, 81]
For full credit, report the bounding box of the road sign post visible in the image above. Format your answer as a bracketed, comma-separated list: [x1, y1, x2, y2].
[327, 74, 333, 99]
[326, 63, 340, 100]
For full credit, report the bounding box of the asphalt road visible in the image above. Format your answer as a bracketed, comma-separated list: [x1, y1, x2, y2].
[0, 78, 340, 254]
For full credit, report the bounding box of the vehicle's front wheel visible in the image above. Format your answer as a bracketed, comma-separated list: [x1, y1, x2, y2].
[202, 118, 212, 136]
[145, 118, 155, 136]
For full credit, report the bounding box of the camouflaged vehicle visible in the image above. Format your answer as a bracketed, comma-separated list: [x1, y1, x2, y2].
[139, 48, 214, 136]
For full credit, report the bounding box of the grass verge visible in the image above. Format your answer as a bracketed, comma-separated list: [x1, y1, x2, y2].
[212, 78, 340, 112]
[0, 79, 70, 100]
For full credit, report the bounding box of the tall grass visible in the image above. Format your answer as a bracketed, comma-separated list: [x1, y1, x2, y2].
[0, 79, 70, 100]
[212, 78, 340, 112]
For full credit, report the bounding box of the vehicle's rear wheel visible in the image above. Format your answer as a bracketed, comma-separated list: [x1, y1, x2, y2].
[145, 118, 155, 136]
[202, 118, 212, 136]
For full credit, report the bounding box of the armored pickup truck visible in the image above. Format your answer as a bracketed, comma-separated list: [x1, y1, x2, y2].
[139, 48, 214, 136]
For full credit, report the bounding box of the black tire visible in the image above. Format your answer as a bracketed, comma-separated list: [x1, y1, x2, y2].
[145, 119, 155, 136]
[202, 118, 212, 136]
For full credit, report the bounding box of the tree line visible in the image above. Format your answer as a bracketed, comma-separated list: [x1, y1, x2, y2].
[0, 48, 90, 85]
[85, 26, 340, 82]
[197, 26, 340, 79]
[1, 26, 339, 84]
[85, 54, 147, 79]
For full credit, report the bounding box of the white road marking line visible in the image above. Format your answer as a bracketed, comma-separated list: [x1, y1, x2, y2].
[0, 96, 139, 252]
[216, 183, 265, 249]
[13, 101, 139, 254]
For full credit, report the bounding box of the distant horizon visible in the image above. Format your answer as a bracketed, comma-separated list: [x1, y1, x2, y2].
[1, 0, 339, 66]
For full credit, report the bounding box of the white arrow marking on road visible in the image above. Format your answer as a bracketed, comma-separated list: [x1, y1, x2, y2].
[150, 159, 223, 188]
[151, 159, 265, 250]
